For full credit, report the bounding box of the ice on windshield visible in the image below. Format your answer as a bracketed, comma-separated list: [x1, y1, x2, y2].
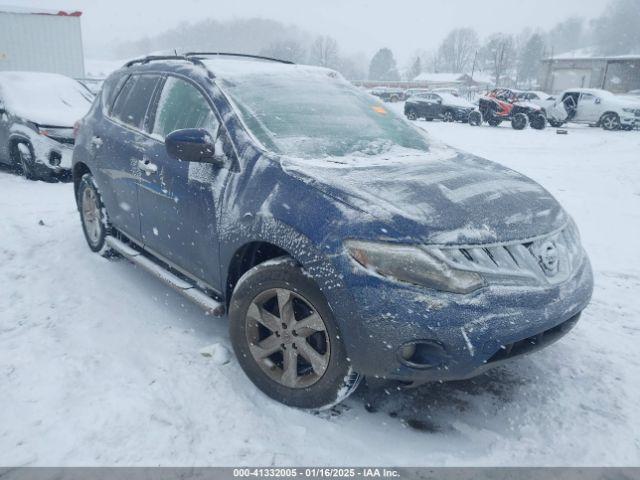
[212, 61, 429, 158]
[0, 71, 93, 126]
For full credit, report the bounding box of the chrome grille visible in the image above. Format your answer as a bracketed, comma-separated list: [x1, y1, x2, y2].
[431, 224, 583, 287]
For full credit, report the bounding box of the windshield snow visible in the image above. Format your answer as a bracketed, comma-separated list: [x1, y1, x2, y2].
[215, 62, 429, 158]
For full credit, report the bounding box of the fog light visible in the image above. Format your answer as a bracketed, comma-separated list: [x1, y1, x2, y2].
[398, 340, 447, 369]
[49, 152, 61, 167]
[400, 343, 416, 361]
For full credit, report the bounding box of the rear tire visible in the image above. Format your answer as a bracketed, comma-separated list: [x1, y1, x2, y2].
[77, 173, 114, 257]
[530, 113, 547, 130]
[229, 257, 361, 409]
[511, 112, 528, 130]
[468, 110, 482, 126]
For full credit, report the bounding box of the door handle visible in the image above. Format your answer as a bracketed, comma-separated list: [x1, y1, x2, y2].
[137, 159, 158, 174]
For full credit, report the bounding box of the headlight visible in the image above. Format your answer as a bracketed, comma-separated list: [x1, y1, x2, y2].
[345, 240, 485, 294]
[38, 126, 74, 142]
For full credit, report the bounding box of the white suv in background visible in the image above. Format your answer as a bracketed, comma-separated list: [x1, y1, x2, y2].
[548, 88, 640, 130]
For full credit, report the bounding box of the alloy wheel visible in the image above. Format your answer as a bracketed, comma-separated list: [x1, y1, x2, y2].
[245, 288, 330, 389]
[601, 114, 619, 131]
[443, 111, 454, 122]
[81, 187, 102, 247]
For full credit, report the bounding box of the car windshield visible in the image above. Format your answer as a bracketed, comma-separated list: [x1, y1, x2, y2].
[216, 63, 429, 158]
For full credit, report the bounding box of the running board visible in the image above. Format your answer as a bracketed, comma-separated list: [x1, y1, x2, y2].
[105, 236, 225, 317]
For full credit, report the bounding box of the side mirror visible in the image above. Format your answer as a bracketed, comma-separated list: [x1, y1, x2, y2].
[165, 128, 216, 164]
[594, 97, 601, 104]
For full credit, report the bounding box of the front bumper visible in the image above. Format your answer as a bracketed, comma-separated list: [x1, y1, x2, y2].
[620, 114, 639, 128]
[330, 254, 593, 383]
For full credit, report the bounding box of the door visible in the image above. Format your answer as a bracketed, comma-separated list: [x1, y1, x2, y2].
[577, 92, 602, 122]
[93, 74, 162, 240]
[138, 76, 231, 290]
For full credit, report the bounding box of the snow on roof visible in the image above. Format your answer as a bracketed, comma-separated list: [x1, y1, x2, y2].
[413, 72, 464, 83]
[202, 57, 336, 80]
[0, 5, 81, 16]
[412, 71, 493, 84]
[545, 47, 640, 61]
[0, 71, 92, 126]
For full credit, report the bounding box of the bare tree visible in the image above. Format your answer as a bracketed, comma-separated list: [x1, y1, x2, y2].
[480, 33, 516, 87]
[546, 17, 586, 55]
[260, 39, 307, 63]
[517, 32, 546, 88]
[308, 35, 340, 69]
[437, 28, 480, 73]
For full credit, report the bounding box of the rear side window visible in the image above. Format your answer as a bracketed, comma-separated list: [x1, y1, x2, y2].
[111, 75, 161, 130]
[152, 76, 219, 139]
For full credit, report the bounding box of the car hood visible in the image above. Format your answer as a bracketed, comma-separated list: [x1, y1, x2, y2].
[280, 142, 567, 245]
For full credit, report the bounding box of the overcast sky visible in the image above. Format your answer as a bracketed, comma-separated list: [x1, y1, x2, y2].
[14, 0, 608, 62]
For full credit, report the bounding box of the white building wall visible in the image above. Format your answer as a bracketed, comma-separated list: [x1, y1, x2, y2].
[0, 11, 84, 77]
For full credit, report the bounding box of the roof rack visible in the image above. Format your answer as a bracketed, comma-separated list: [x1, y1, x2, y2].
[184, 52, 294, 65]
[124, 55, 206, 68]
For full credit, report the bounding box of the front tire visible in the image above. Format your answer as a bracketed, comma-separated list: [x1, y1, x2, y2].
[600, 112, 620, 131]
[12, 142, 36, 180]
[229, 257, 361, 409]
[405, 110, 417, 121]
[442, 110, 454, 122]
[77, 173, 113, 256]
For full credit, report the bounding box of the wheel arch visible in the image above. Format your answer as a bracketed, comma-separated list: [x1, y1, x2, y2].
[72, 162, 92, 202]
[226, 241, 294, 306]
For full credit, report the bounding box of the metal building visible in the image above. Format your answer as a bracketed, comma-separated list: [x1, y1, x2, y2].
[0, 6, 85, 77]
[539, 53, 640, 94]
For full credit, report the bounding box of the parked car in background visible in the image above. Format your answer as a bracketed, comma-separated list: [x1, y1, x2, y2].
[0, 71, 94, 180]
[369, 86, 405, 102]
[431, 87, 460, 96]
[515, 90, 556, 114]
[404, 88, 431, 99]
[470, 88, 547, 130]
[72, 54, 593, 410]
[548, 88, 640, 130]
[404, 92, 474, 122]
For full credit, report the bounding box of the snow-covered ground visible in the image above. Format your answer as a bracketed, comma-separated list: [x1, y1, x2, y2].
[1, 114, 639, 466]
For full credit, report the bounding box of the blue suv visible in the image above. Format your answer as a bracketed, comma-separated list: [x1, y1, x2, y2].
[72, 53, 593, 409]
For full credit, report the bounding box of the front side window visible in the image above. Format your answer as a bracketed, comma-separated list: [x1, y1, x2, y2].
[219, 69, 429, 158]
[152, 77, 219, 139]
[111, 75, 161, 130]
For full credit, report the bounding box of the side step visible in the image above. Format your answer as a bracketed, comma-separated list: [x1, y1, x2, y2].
[105, 236, 225, 317]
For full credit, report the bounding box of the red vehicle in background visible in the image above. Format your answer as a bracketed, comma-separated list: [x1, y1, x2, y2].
[469, 88, 547, 130]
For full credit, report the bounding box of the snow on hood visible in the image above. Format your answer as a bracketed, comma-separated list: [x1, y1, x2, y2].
[281, 140, 566, 245]
[0, 71, 93, 126]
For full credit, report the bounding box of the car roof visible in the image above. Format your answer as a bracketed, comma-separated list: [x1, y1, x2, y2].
[119, 55, 338, 84]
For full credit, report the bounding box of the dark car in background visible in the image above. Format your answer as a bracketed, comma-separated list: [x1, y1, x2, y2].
[0, 71, 93, 180]
[404, 91, 474, 122]
[72, 54, 593, 410]
[369, 86, 405, 102]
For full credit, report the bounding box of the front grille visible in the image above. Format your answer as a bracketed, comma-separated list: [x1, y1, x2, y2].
[50, 136, 75, 145]
[434, 224, 583, 286]
[487, 313, 580, 363]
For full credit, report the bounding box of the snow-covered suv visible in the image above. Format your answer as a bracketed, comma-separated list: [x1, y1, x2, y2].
[72, 53, 593, 409]
[0, 71, 93, 180]
[548, 88, 640, 130]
